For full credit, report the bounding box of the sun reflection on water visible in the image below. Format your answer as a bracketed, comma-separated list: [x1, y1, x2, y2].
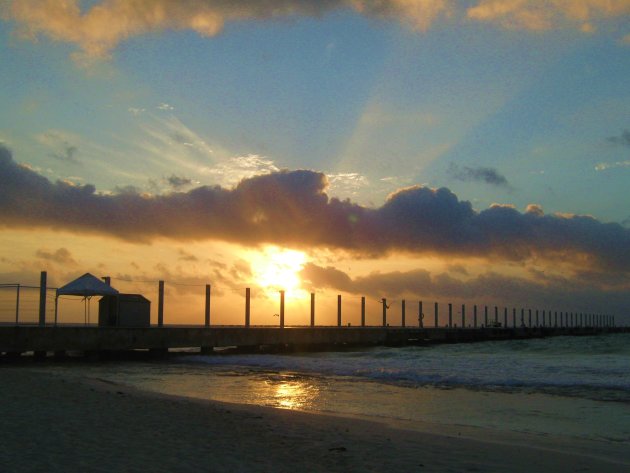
[260, 375, 320, 410]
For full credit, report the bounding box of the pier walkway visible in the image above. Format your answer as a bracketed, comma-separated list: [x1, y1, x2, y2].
[0, 325, 627, 358]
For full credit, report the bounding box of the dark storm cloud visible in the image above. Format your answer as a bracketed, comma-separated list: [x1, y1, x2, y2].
[447, 163, 510, 188]
[607, 129, 630, 147]
[1, 145, 629, 272]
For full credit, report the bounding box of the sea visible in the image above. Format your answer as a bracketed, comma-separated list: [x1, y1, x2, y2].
[44, 333, 630, 443]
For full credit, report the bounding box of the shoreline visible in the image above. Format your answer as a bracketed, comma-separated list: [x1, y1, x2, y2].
[2, 367, 629, 472]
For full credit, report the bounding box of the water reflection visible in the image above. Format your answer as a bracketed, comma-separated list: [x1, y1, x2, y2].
[262, 375, 320, 410]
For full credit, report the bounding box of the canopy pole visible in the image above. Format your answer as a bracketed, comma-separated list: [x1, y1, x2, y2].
[54, 293, 58, 326]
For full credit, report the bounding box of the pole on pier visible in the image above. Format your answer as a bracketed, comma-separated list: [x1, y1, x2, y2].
[484, 306, 488, 327]
[38, 271, 47, 326]
[434, 302, 438, 327]
[338, 295, 342, 327]
[528, 309, 532, 328]
[535, 310, 539, 327]
[402, 299, 406, 328]
[280, 290, 285, 329]
[157, 280, 164, 327]
[15, 284, 20, 325]
[311, 293, 315, 327]
[462, 304, 466, 328]
[520, 308, 525, 327]
[448, 303, 452, 328]
[542, 310, 546, 327]
[504, 307, 508, 328]
[361, 296, 366, 327]
[419, 301, 423, 328]
[512, 308, 516, 328]
[205, 284, 211, 327]
[245, 288, 251, 327]
[494, 306, 498, 325]
[382, 298, 387, 327]
[474, 305, 478, 328]
[555, 311, 558, 327]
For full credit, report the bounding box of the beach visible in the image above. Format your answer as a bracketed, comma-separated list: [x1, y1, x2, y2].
[1, 366, 629, 473]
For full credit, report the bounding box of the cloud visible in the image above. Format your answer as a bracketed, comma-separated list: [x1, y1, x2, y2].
[594, 160, 630, 171]
[447, 163, 510, 188]
[166, 175, 193, 189]
[2, 1, 627, 64]
[1, 144, 629, 273]
[177, 248, 198, 262]
[300, 263, 630, 315]
[36, 130, 81, 164]
[467, 0, 630, 32]
[157, 103, 175, 111]
[1, 0, 452, 61]
[200, 155, 280, 187]
[35, 247, 77, 265]
[607, 129, 630, 147]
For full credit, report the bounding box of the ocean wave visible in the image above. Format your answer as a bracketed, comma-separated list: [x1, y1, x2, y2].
[177, 333, 630, 402]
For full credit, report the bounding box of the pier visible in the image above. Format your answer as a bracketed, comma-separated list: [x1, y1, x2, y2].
[1, 325, 627, 358]
[0, 271, 626, 358]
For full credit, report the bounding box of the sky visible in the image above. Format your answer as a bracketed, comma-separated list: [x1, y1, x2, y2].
[0, 0, 629, 325]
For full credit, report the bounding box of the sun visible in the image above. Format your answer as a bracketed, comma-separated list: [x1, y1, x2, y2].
[251, 247, 307, 295]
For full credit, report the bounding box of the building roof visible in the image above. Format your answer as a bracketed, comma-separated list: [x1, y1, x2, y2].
[57, 273, 119, 297]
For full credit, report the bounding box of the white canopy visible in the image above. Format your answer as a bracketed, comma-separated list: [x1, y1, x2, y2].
[56, 273, 119, 297]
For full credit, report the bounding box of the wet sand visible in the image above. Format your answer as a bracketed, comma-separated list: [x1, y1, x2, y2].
[1, 367, 628, 472]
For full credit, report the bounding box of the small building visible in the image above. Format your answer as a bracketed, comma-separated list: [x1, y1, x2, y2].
[98, 294, 151, 327]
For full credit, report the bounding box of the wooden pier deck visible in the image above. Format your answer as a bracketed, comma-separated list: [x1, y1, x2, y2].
[0, 325, 627, 357]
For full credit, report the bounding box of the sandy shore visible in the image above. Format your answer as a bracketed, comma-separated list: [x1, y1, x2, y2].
[1, 367, 629, 473]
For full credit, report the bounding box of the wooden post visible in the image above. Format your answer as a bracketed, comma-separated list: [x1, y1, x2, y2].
[401, 299, 406, 327]
[494, 306, 498, 325]
[361, 296, 366, 327]
[503, 307, 507, 328]
[337, 295, 342, 327]
[461, 304, 466, 328]
[554, 311, 558, 327]
[419, 301, 423, 328]
[434, 302, 438, 327]
[474, 305, 477, 328]
[528, 309, 532, 327]
[38, 271, 47, 326]
[484, 306, 488, 327]
[245, 288, 251, 327]
[382, 298, 387, 327]
[157, 280, 164, 327]
[311, 293, 315, 327]
[15, 284, 20, 325]
[512, 308, 516, 328]
[542, 310, 546, 327]
[448, 303, 452, 328]
[280, 290, 285, 329]
[520, 308, 524, 327]
[535, 309, 539, 327]
[205, 284, 211, 327]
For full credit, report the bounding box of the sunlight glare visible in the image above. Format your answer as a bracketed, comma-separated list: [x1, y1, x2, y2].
[251, 247, 307, 296]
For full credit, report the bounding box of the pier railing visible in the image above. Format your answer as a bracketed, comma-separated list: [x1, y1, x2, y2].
[0, 272, 619, 330]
